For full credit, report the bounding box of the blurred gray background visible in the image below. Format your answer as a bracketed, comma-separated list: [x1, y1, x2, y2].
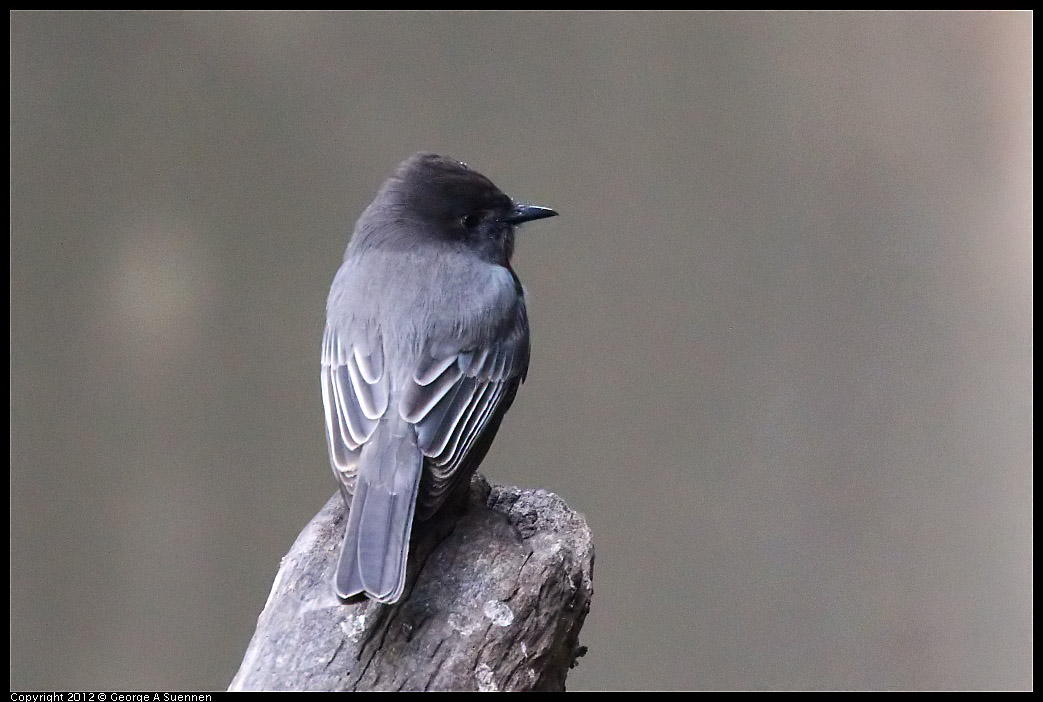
[10, 11, 1031, 691]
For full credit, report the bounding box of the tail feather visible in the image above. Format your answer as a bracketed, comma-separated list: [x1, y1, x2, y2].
[335, 419, 423, 604]
[334, 479, 368, 599]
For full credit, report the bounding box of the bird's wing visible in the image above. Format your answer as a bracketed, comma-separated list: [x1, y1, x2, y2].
[400, 309, 530, 519]
[322, 305, 529, 518]
[321, 325, 389, 497]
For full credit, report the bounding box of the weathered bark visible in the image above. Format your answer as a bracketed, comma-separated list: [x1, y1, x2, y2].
[230, 474, 594, 691]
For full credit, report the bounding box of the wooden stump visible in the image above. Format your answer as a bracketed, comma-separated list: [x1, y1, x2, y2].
[230, 474, 594, 691]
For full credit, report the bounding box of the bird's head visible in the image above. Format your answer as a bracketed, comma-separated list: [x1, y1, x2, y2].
[367, 152, 557, 264]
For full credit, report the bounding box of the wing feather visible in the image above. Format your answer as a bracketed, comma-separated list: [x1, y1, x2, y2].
[429, 380, 493, 466]
[417, 377, 480, 458]
[321, 325, 388, 495]
[354, 345, 383, 384]
[400, 359, 463, 423]
[414, 354, 459, 386]
[403, 317, 528, 518]
[347, 352, 388, 420]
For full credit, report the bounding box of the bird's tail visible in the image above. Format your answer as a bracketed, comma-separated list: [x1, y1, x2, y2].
[335, 418, 423, 604]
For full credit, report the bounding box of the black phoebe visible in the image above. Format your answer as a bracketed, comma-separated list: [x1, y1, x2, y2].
[321, 153, 558, 603]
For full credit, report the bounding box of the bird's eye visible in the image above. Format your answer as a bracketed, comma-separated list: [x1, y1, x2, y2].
[461, 213, 481, 230]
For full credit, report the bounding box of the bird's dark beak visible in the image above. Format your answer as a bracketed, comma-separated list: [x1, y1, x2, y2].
[505, 202, 558, 225]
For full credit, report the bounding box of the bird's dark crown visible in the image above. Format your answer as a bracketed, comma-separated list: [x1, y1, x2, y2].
[379, 152, 513, 223]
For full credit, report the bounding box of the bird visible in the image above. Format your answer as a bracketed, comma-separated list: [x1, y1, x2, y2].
[320, 153, 558, 604]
